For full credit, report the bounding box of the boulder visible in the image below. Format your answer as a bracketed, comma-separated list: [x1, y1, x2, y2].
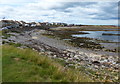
[92, 61, 101, 66]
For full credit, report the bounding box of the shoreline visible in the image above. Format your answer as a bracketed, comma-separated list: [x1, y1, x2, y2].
[1, 27, 119, 81]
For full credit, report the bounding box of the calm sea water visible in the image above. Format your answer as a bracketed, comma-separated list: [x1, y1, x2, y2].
[72, 31, 119, 42]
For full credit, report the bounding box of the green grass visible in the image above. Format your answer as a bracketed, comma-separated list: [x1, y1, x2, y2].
[2, 44, 93, 82]
[2, 30, 11, 39]
[0, 45, 2, 83]
[0, 31, 2, 36]
[7, 42, 23, 47]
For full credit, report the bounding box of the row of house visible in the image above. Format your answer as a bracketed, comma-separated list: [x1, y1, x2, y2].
[0, 20, 39, 28]
[0, 20, 68, 29]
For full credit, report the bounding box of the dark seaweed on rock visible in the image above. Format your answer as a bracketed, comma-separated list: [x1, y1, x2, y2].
[102, 33, 120, 36]
[70, 38, 104, 49]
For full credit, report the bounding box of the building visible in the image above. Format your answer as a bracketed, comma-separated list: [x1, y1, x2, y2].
[1, 20, 18, 28]
[36, 22, 41, 26]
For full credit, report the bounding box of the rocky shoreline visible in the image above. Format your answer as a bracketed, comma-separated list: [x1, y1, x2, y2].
[2, 28, 119, 82]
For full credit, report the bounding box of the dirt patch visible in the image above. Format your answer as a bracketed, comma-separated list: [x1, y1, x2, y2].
[13, 58, 21, 61]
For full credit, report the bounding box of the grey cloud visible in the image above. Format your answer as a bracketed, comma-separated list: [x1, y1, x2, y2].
[101, 3, 117, 14]
[89, 2, 118, 20]
[49, 2, 118, 20]
[50, 2, 97, 12]
[0, 1, 118, 25]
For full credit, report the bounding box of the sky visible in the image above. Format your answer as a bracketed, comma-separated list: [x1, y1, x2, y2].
[0, 0, 119, 25]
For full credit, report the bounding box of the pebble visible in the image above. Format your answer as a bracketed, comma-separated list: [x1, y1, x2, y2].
[67, 58, 73, 61]
[68, 64, 74, 66]
[70, 53, 75, 58]
[53, 55, 57, 58]
[94, 65, 99, 69]
[46, 51, 53, 55]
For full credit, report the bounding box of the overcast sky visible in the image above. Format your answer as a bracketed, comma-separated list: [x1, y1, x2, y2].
[0, 0, 119, 25]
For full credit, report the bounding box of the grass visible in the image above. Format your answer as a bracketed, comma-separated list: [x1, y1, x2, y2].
[2, 41, 23, 48]
[51, 26, 119, 31]
[2, 30, 12, 39]
[2, 29, 20, 39]
[0, 45, 2, 83]
[7, 42, 23, 47]
[42, 33, 56, 38]
[0, 31, 1, 83]
[0, 31, 2, 36]
[2, 44, 93, 82]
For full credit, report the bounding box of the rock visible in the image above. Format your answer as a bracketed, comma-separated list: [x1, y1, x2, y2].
[95, 72, 100, 75]
[53, 55, 57, 58]
[58, 58, 63, 60]
[13, 58, 20, 61]
[73, 55, 79, 60]
[102, 49, 107, 51]
[70, 53, 75, 58]
[94, 49, 100, 51]
[66, 53, 70, 57]
[101, 65, 105, 68]
[92, 61, 101, 66]
[63, 50, 67, 53]
[19, 46, 28, 49]
[100, 59, 108, 63]
[102, 62, 111, 67]
[63, 57, 67, 59]
[80, 43, 84, 46]
[66, 58, 73, 63]
[46, 51, 53, 55]
[67, 58, 73, 61]
[32, 48, 35, 50]
[78, 52, 84, 55]
[94, 65, 99, 69]
[68, 64, 74, 66]
[101, 55, 106, 57]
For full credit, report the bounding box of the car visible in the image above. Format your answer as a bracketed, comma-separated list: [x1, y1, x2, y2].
[1, 26, 12, 30]
[7, 26, 12, 29]
[2, 27, 8, 30]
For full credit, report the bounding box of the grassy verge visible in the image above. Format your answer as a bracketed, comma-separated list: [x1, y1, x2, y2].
[2, 44, 93, 82]
[0, 31, 2, 36]
[0, 45, 2, 83]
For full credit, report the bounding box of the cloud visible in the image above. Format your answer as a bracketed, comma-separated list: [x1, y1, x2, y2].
[0, 0, 118, 25]
[90, 2, 118, 20]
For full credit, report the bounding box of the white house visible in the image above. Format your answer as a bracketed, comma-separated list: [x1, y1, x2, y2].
[36, 22, 41, 26]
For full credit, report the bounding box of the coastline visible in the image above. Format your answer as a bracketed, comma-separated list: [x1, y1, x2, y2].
[2, 27, 119, 82]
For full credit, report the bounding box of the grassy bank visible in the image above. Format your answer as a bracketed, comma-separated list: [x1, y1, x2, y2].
[0, 45, 2, 83]
[2, 44, 93, 82]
